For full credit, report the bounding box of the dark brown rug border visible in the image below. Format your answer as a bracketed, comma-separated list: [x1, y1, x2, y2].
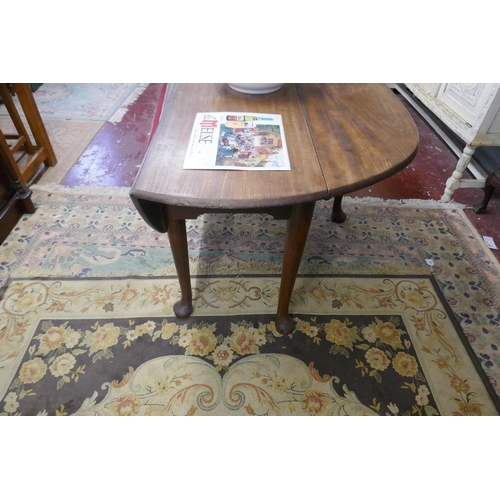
[5, 272, 500, 413]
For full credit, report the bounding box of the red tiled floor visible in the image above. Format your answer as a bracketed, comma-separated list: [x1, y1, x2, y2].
[55, 83, 500, 259]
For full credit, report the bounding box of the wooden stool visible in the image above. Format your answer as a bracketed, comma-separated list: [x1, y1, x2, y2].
[0, 134, 36, 243]
[0, 83, 57, 185]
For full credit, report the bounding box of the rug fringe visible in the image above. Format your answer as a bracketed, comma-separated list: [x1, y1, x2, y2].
[342, 196, 469, 210]
[108, 83, 149, 124]
[31, 184, 132, 196]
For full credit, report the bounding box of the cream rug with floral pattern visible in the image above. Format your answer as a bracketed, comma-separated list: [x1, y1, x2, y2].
[0, 187, 499, 415]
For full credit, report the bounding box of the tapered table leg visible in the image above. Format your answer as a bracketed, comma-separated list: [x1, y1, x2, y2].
[165, 210, 194, 318]
[275, 201, 316, 334]
[331, 195, 347, 223]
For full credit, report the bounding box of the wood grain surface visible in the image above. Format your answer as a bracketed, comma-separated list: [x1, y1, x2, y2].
[297, 83, 419, 196]
[131, 83, 418, 209]
[131, 83, 326, 209]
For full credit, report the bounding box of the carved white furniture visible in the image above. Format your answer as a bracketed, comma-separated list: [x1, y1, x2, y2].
[399, 83, 500, 202]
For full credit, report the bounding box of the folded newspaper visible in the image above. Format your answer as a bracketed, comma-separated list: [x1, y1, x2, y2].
[183, 112, 291, 170]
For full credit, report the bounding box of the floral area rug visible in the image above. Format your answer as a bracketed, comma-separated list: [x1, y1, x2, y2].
[1, 187, 499, 415]
[0, 84, 147, 122]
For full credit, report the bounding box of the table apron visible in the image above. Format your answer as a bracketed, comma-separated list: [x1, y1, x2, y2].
[163, 204, 293, 221]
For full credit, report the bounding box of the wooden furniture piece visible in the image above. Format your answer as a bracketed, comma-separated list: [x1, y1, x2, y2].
[0, 143, 36, 244]
[130, 83, 418, 334]
[396, 83, 500, 203]
[0, 83, 57, 186]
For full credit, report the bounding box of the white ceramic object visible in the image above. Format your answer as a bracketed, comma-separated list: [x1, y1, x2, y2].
[228, 83, 283, 94]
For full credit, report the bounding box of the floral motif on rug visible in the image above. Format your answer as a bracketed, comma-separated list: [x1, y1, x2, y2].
[1, 189, 499, 400]
[1, 276, 498, 416]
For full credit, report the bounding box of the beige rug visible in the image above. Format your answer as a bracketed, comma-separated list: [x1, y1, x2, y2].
[0, 116, 103, 185]
[1, 188, 499, 415]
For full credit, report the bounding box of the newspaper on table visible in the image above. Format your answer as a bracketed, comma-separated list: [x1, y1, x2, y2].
[183, 112, 290, 170]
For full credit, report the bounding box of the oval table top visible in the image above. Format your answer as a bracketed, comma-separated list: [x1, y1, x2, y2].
[131, 83, 418, 210]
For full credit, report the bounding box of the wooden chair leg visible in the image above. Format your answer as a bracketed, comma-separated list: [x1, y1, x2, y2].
[0, 132, 35, 214]
[12, 83, 57, 167]
[0, 131, 28, 189]
[0, 84, 36, 154]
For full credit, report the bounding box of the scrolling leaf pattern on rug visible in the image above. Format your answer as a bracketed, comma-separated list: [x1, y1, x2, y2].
[1, 276, 497, 416]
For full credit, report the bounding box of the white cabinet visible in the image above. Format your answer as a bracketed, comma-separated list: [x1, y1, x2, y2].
[404, 83, 500, 202]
